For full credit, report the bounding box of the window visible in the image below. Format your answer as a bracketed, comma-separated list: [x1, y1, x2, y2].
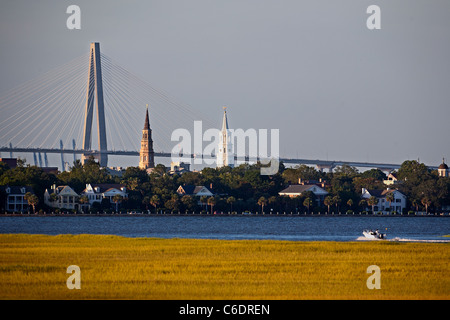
[395, 199, 401, 203]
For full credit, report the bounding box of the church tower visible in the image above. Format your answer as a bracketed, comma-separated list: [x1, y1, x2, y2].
[139, 105, 155, 170]
[216, 107, 234, 168]
[438, 158, 449, 177]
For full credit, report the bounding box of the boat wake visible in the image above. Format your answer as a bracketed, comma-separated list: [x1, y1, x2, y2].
[356, 236, 384, 241]
[356, 236, 450, 243]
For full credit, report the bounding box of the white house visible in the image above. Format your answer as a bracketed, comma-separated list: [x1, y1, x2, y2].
[361, 188, 407, 213]
[81, 184, 128, 206]
[278, 184, 329, 206]
[44, 185, 80, 211]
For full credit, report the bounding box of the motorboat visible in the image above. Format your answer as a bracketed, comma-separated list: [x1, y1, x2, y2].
[363, 229, 386, 239]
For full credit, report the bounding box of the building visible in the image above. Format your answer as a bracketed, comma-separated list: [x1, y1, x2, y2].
[438, 159, 449, 177]
[361, 188, 407, 213]
[0, 158, 18, 169]
[278, 184, 329, 206]
[383, 172, 401, 185]
[139, 105, 155, 170]
[1, 185, 34, 212]
[44, 185, 80, 211]
[81, 183, 128, 206]
[216, 107, 234, 168]
[177, 185, 215, 198]
[169, 161, 190, 175]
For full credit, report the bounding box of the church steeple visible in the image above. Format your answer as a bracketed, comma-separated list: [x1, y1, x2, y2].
[139, 104, 155, 170]
[216, 107, 234, 168]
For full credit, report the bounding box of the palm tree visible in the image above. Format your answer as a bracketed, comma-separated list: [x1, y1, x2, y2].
[324, 196, 332, 214]
[303, 197, 312, 214]
[150, 195, 160, 214]
[367, 196, 378, 214]
[332, 195, 341, 213]
[200, 196, 208, 211]
[421, 197, 431, 214]
[78, 195, 89, 213]
[112, 194, 123, 213]
[257, 196, 267, 214]
[411, 199, 419, 213]
[24, 192, 39, 214]
[346, 198, 354, 209]
[385, 192, 394, 213]
[359, 199, 367, 212]
[226, 196, 236, 213]
[207, 196, 216, 214]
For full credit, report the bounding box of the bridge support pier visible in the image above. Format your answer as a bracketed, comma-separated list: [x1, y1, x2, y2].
[82, 42, 108, 167]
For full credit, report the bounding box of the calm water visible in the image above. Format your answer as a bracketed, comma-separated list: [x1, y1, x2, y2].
[0, 215, 449, 242]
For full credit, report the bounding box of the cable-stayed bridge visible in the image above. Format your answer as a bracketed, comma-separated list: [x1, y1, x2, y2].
[0, 43, 435, 172]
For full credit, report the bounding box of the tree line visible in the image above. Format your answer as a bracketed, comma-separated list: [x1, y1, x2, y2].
[0, 157, 449, 214]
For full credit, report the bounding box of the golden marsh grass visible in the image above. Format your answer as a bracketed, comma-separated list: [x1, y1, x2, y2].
[0, 234, 448, 299]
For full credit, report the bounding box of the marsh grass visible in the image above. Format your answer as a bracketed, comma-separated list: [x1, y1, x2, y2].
[0, 234, 448, 299]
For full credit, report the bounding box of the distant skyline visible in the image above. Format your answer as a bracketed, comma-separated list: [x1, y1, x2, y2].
[1, 0, 449, 169]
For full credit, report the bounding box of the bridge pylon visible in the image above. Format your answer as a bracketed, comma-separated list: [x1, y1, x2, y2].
[81, 42, 108, 167]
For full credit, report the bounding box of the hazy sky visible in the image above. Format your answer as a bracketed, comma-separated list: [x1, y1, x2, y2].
[1, 0, 449, 168]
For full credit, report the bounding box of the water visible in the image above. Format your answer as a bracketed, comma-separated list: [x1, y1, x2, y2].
[1, 215, 449, 242]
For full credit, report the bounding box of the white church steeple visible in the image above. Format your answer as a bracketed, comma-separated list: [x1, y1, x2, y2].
[216, 107, 234, 168]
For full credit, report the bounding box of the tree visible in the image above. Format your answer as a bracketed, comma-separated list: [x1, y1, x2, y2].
[324, 196, 332, 214]
[207, 196, 216, 214]
[332, 195, 341, 213]
[346, 198, 354, 209]
[385, 192, 394, 212]
[78, 195, 89, 213]
[181, 195, 196, 213]
[411, 199, 419, 213]
[303, 197, 312, 214]
[421, 197, 431, 214]
[200, 196, 208, 211]
[257, 196, 267, 214]
[165, 194, 180, 213]
[24, 192, 39, 214]
[359, 199, 367, 211]
[150, 195, 160, 214]
[112, 194, 123, 213]
[226, 196, 236, 213]
[268, 196, 277, 212]
[367, 196, 378, 213]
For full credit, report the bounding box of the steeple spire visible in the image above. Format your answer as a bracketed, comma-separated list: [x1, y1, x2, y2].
[217, 106, 234, 168]
[221, 106, 228, 131]
[144, 104, 150, 130]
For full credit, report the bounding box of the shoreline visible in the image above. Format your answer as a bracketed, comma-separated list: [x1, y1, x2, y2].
[1, 212, 449, 217]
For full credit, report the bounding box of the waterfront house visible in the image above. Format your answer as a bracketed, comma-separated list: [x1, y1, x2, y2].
[278, 184, 329, 206]
[44, 185, 80, 211]
[361, 188, 407, 213]
[176, 184, 214, 198]
[81, 184, 128, 206]
[1, 185, 34, 213]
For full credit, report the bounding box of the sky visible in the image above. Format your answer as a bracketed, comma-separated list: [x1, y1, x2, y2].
[0, 0, 449, 169]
